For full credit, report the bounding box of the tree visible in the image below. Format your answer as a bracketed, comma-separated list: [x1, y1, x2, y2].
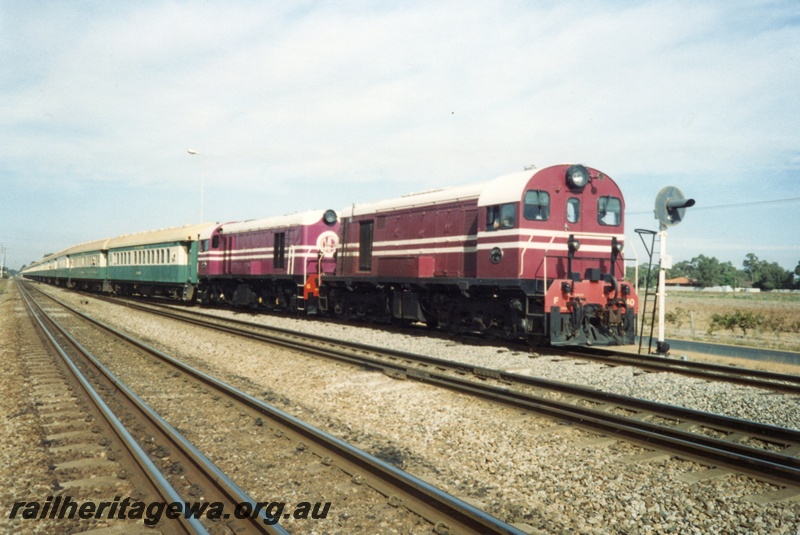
[692, 255, 725, 287]
[753, 261, 792, 291]
[719, 261, 740, 287]
[743, 253, 760, 282]
[669, 260, 696, 281]
[626, 264, 657, 290]
[795, 261, 800, 289]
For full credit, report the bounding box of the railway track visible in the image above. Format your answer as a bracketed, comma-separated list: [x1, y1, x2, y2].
[19, 281, 524, 535]
[69, 290, 800, 490]
[552, 346, 800, 396]
[20, 282, 285, 534]
[120, 291, 800, 395]
[11, 291, 175, 533]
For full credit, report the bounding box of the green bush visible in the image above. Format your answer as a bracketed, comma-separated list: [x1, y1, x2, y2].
[664, 307, 689, 329]
[708, 310, 762, 336]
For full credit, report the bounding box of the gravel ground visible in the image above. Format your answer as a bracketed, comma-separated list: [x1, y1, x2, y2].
[1, 283, 145, 534]
[9, 281, 800, 534]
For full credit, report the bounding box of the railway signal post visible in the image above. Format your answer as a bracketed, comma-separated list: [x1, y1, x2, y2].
[653, 187, 695, 355]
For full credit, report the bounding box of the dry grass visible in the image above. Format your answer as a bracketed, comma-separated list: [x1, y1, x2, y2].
[641, 290, 800, 354]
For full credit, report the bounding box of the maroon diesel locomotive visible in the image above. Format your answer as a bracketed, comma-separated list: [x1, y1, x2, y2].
[197, 209, 339, 312]
[320, 164, 638, 345]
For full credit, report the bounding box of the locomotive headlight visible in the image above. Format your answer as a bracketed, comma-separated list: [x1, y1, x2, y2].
[568, 235, 581, 254]
[566, 164, 590, 190]
[323, 209, 338, 226]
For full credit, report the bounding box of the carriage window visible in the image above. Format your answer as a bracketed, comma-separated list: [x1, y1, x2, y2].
[598, 196, 622, 226]
[211, 235, 220, 249]
[524, 190, 550, 221]
[486, 204, 516, 230]
[359, 221, 374, 271]
[567, 198, 580, 223]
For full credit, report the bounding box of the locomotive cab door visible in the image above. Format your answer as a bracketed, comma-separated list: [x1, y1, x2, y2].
[564, 196, 584, 279]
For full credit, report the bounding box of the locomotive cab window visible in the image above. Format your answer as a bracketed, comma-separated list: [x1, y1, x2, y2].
[567, 198, 580, 223]
[486, 203, 516, 230]
[598, 196, 622, 226]
[524, 190, 550, 221]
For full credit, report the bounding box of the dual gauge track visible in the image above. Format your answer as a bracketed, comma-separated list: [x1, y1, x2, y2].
[15, 279, 800, 532]
[106, 293, 800, 492]
[17, 280, 523, 534]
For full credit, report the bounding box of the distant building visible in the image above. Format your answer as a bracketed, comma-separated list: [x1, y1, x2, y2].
[665, 276, 700, 288]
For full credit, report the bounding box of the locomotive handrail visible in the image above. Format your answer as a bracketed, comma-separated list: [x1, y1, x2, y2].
[623, 235, 641, 295]
[288, 245, 296, 276]
[518, 230, 542, 278]
[541, 235, 557, 292]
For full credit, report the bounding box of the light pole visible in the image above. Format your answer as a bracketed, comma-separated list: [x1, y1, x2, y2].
[0, 244, 6, 279]
[187, 149, 204, 222]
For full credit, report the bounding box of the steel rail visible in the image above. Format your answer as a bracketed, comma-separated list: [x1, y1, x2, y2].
[107, 293, 800, 394]
[553, 346, 800, 395]
[96, 295, 800, 443]
[20, 284, 288, 535]
[18, 287, 209, 534]
[83, 294, 800, 488]
[26, 283, 524, 535]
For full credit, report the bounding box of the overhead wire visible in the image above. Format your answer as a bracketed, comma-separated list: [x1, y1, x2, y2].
[627, 197, 800, 215]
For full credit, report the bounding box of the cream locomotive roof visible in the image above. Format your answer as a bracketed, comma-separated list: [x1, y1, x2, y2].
[342, 170, 539, 217]
[209, 210, 334, 236]
[476, 170, 539, 207]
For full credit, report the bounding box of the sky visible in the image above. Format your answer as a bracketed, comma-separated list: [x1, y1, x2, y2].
[1, 0, 799, 274]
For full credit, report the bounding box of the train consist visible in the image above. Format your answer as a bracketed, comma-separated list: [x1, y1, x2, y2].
[21, 164, 638, 346]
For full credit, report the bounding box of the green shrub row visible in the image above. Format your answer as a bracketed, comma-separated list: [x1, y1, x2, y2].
[707, 310, 800, 336]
